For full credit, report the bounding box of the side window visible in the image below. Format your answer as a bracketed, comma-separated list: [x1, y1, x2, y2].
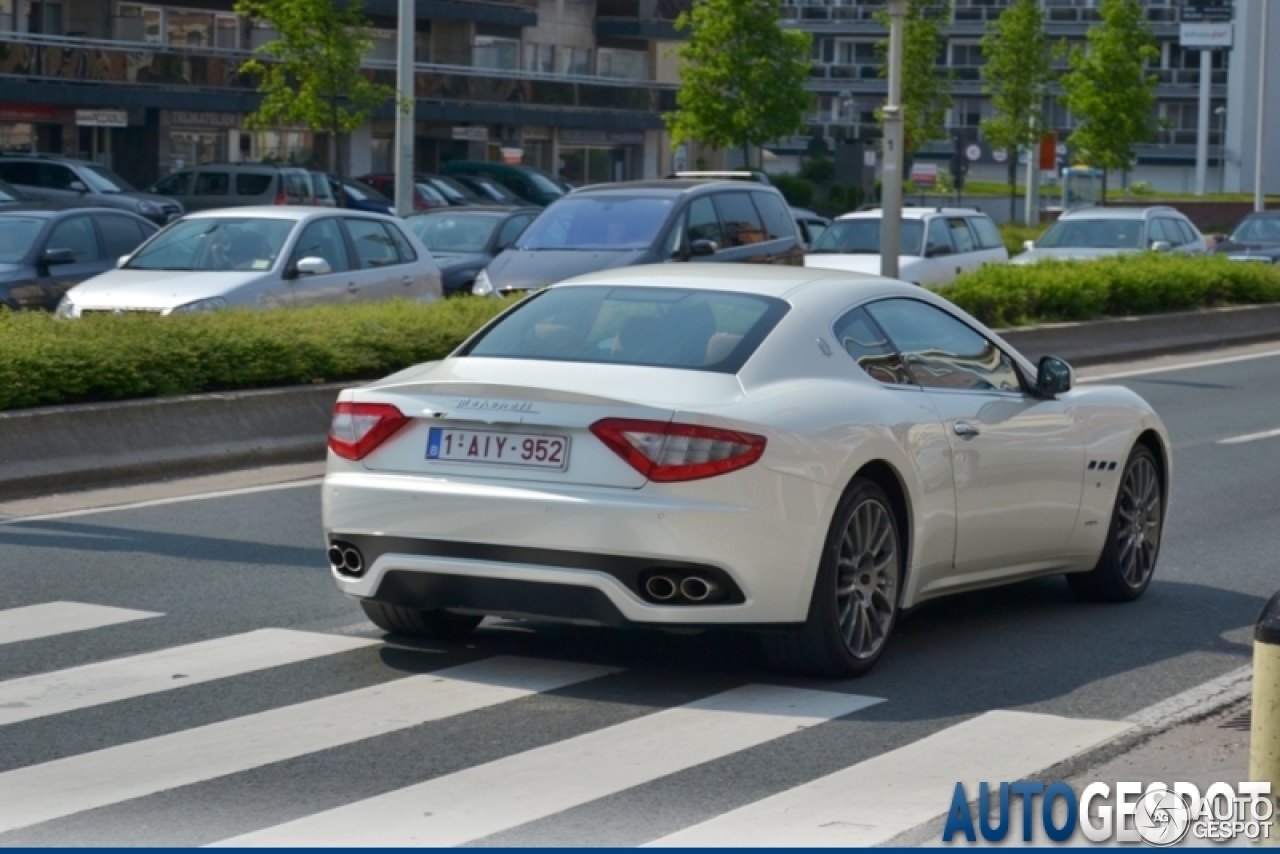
[0, 162, 37, 184]
[969, 216, 1005, 251]
[712, 192, 767, 247]
[344, 218, 400, 268]
[284, 173, 311, 203]
[236, 173, 273, 196]
[37, 164, 77, 190]
[832, 306, 913, 386]
[46, 216, 101, 262]
[1176, 219, 1201, 247]
[865, 298, 1022, 393]
[97, 215, 148, 258]
[687, 197, 723, 247]
[925, 218, 953, 256]
[947, 217, 977, 253]
[194, 172, 230, 196]
[752, 191, 797, 241]
[496, 214, 532, 250]
[662, 208, 688, 257]
[1159, 218, 1190, 246]
[385, 222, 417, 262]
[291, 217, 350, 272]
[1147, 218, 1173, 246]
[152, 172, 192, 196]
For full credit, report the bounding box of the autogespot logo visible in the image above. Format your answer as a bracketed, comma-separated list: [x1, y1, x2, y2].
[943, 781, 1274, 845]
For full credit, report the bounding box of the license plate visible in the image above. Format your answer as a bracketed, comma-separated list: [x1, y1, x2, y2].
[426, 427, 570, 470]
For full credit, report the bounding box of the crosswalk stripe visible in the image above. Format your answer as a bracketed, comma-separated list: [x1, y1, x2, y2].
[0, 628, 377, 728]
[0, 602, 162, 647]
[0, 656, 615, 836]
[213, 684, 884, 847]
[646, 709, 1133, 847]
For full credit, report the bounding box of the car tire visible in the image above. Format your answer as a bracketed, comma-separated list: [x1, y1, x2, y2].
[1067, 444, 1163, 603]
[359, 600, 483, 640]
[760, 477, 903, 678]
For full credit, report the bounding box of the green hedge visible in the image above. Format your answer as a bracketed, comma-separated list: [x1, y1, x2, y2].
[0, 298, 508, 411]
[944, 254, 1280, 329]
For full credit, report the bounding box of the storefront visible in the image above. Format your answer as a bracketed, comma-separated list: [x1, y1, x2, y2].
[0, 103, 68, 154]
[556, 128, 643, 185]
[159, 110, 236, 173]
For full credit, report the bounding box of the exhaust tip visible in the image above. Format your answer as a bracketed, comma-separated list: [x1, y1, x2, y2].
[680, 576, 718, 602]
[644, 575, 678, 602]
[327, 545, 346, 571]
[328, 542, 364, 577]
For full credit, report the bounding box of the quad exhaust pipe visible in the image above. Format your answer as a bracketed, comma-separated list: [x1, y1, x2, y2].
[679, 576, 718, 602]
[644, 574, 678, 601]
[643, 573, 720, 604]
[328, 542, 364, 576]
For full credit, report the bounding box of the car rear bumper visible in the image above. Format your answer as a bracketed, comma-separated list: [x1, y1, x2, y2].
[323, 469, 830, 626]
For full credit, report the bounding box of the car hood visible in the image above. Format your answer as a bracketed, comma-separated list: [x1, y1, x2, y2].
[804, 254, 922, 275]
[1215, 241, 1280, 260]
[486, 248, 650, 291]
[66, 268, 268, 310]
[1012, 247, 1139, 264]
[431, 252, 491, 273]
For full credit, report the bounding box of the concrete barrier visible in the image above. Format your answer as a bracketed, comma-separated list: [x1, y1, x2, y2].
[3, 302, 1280, 500]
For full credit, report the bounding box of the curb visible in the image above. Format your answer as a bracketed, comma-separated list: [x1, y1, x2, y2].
[4, 302, 1280, 501]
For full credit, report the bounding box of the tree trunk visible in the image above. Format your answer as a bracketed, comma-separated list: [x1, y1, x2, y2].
[741, 141, 751, 171]
[1008, 156, 1017, 223]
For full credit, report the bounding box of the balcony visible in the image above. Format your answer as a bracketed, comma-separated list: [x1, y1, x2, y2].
[362, 0, 537, 28]
[595, 0, 691, 39]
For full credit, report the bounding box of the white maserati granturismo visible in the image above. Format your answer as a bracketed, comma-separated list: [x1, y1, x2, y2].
[323, 264, 1169, 677]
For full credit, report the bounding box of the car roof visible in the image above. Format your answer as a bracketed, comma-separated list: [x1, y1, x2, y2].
[573, 179, 775, 197]
[837, 206, 984, 221]
[552, 261, 883, 299]
[180, 206, 389, 221]
[1058, 206, 1176, 220]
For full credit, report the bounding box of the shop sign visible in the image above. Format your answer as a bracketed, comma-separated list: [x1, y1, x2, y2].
[909, 162, 938, 187]
[1180, 22, 1233, 48]
[0, 103, 57, 122]
[75, 110, 128, 128]
[452, 127, 489, 142]
[1180, 1, 1232, 23]
[170, 111, 240, 128]
[560, 129, 644, 146]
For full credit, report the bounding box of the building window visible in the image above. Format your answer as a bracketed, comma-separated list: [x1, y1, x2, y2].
[524, 43, 555, 73]
[473, 35, 518, 70]
[557, 45, 590, 76]
[833, 39, 876, 66]
[116, 3, 238, 48]
[597, 47, 646, 80]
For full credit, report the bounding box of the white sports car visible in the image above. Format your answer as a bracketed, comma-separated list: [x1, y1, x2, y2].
[323, 265, 1170, 677]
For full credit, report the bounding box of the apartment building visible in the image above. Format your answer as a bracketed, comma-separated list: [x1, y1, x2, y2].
[782, 0, 1280, 194]
[0, 0, 691, 189]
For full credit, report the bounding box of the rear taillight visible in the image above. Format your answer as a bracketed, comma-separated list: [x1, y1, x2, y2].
[590, 418, 766, 483]
[275, 190, 287, 205]
[329, 402, 409, 461]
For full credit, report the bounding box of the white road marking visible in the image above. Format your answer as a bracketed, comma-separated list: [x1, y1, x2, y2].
[646, 710, 1132, 848]
[0, 629, 376, 727]
[1217, 427, 1280, 445]
[1080, 348, 1280, 383]
[0, 657, 615, 835]
[1124, 664, 1253, 730]
[0, 479, 323, 526]
[213, 684, 883, 848]
[0, 602, 162, 647]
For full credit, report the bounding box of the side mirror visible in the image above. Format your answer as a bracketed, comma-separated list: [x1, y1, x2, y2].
[41, 247, 76, 267]
[1150, 240, 1172, 253]
[294, 256, 332, 277]
[689, 238, 717, 257]
[68, 181, 88, 194]
[1022, 239, 1035, 252]
[1036, 355, 1073, 397]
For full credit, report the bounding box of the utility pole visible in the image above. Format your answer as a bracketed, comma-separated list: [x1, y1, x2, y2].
[394, 0, 415, 217]
[879, 0, 907, 279]
[1195, 47, 1211, 196]
[1255, 0, 1269, 212]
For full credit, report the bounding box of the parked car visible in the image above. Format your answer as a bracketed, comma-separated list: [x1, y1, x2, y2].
[0, 178, 30, 205]
[358, 174, 450, 211]
[1211, 210, 1280, 263]
[440, 160, 565, 207]
[149, 163, 316, 213]
[805, 207, 1008, 286]
[0, 206, 157, 311]
[1014, 206, 1207, 264]
[309, 172, 338, 207]
[668, 170, 772, 185]
[0, 154, 182, 225]
[449, 174, 526, 207]
[325, 176, 394, 216]
[55, 207, 441, 317]
[322, 263, 1170, 677]
[473, 179, 804, 297]
[405, 206, 539, 296]
[792, 208, 831, 249]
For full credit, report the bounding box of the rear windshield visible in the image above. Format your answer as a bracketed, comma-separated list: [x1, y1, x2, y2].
[515, 196, 673, 251]
[810, 219, 924, 256]
[1038, 218, 1144, 249]
[459, 285, 789, 374]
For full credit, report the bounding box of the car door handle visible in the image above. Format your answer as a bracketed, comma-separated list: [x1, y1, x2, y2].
[401, 275, 413, 287]
[953, 421, 980, 438]
[347, 281, 360, 292]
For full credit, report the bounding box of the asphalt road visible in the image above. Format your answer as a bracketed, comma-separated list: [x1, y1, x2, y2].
[0, 346, 1276, 846]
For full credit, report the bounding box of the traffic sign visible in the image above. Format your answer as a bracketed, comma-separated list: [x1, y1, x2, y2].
[991, 148, 1008, 164]
[964, 143, 983, 163]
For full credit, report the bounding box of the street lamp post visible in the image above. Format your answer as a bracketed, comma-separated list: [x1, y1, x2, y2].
[1255, 0, 1269, 212]
[1215, 105, 1227, 194]
[394, 0, 415, 218]
[879, 0, 907, 280]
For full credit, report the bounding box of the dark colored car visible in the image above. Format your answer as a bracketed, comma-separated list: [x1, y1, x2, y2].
[474, 179, 804, 297]
[324, 176, 394, 216]
[0, 179, 29, 205]
[1213, 211, 1280, 263]
[0, 154, 182, 225]
[405, 206, 539, 296]
[359, 174, 450, 211]
[0, 206, 158, 311]
[450, 174, 526, 207]
[440, 160, 565, 207]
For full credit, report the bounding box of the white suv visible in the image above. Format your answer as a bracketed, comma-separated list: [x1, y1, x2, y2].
[804, 206, 1009, 286]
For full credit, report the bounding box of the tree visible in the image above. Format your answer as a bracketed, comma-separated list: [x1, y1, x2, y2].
[1059, 0, 1159, 202]
[980, 0, 1053, 207]
[234, 0, 396, 176]
[877, 0, 953, 158]
[665, 0, 813, 169]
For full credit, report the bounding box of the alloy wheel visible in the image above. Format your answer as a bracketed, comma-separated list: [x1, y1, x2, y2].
[834, 499, 899, 660]
[1115, 455, 1162, 589]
